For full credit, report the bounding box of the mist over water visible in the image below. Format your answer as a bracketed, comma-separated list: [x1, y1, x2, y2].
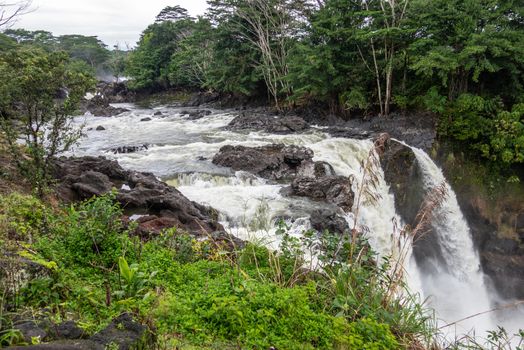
[71, 104, 523, 343]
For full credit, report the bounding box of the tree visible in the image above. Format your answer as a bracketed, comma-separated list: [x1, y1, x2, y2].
[57, 34, 110, 69]
[155, 5, 192, 23]
[169, 18, 214, 88]
[0, 0, 32, 29]
[126, 13, 194, 90]
[108, 44, 128, 82]
[408, 0, 524, 103]
[0, 49, 95, 195]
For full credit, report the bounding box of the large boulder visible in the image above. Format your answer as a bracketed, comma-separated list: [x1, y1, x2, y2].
[212, 144, 315, 181]
[227, 113, 309, 133]
[52, 156, 223, 237]
[310, 209, 350, 234]
[290, 176, 354, 212]
[82, 95, 129, 117]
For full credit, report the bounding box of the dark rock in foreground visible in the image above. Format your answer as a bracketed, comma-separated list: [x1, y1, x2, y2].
[227, 113, 309, 133]
[181, 109, 212, 120]
[9, 313, 152, 350]
[52, 156, 224, 237]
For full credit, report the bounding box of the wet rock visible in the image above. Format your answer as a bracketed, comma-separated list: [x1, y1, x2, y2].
[182, 92, 220, 107]
[111, 144, 149, 154]
[380, 138, 424, 225]
[290, 176, 354, 211]
[53, 321, 85, 340]
[82, 95, 129, 117]
[134, 215, 179, 237]
[325, 126, 373, 140]
[212, 144, 314, 181]
[227, 113, 309, 133]
[310, 209, 350, 234]
[52, 156, 225, 237]
[95, 125, 105, 131]
[71, 171, 113, 198]
[181, 109, 212, 120]
[96, 81, 135, 104]
[140, 117, 152, 122]
[153, 111, 163, 116]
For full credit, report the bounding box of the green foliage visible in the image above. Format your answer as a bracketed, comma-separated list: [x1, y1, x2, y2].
[338, 318, 400, 350]
[0, 48, 95, 194]
[439, 95, 524, 165]
[0, 191, 439, 348]
[126, 19, 194, 90]
[49, 193, 132, 268]
[0, 193, 47, 240]
[3, 29, 112, 70]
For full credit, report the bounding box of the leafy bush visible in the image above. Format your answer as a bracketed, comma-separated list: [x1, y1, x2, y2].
[36, 192, 133, 268]
[0, 193, 47, 241]
[439, 95, 524, 167]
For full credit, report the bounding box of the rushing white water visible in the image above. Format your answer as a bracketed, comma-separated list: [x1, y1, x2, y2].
[406, 144, 496, 336]
[70, 104, 521, 343]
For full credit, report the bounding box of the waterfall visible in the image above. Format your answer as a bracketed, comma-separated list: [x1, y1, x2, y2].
[406, 144, 495, 335]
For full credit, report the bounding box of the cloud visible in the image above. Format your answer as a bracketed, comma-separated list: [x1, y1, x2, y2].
[13, 0, 208, 47]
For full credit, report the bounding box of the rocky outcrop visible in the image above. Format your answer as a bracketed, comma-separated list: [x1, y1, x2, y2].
[212, 144, 315, 181]
[182, 92, 220, 107]
[52, 156, 223, 237]
[0, 252, 52, 308]
[437, 148, 524, 299]
[180, 109, 212, 120]
[291, 176, 354, 212]
[96, 82, 135, 104]
[227, 113, 309, 133]
[82, 95, 129, 117]
[213, 144, 354, 213]
[310, 209, 350, 234]
[10, 313, 152, 350]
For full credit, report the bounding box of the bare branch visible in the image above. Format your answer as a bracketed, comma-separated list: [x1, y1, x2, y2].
[0, 1, 33, 29]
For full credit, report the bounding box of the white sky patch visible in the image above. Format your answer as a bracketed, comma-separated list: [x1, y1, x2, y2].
[13, 0, 208, 47]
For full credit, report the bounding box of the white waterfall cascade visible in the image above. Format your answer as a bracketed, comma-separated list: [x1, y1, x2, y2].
[404, 143, 497, 337]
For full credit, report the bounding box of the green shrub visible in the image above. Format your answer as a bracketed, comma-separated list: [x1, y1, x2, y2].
[0, 193, 47, 241]
[49, 193, 133, 268]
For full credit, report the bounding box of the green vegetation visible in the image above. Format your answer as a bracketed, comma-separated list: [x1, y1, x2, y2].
[1, 192, 426, 349]
[1, 28, 130, 79]
[0, 47, 95, 195]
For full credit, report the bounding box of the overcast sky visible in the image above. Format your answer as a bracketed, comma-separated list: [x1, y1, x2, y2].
[14, 0, 209, 48]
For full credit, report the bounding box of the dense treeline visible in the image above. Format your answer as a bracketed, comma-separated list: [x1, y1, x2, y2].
[126, 0, 524, 168]
[0, 29, 127, 80]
